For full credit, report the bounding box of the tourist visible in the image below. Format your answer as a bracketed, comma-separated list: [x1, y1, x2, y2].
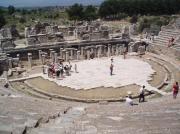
[111, 57, 114, 63]
[125, 95, 133, 106]
[64, 65, 70, 76]
[123, 48, 127, 59]
[48, 63, 55, 78]
[42, 65, 46, 74]
[47, 63, 51, 77]
[59, 62, 64, 78]
[172, 82, 179, 99]
[139, 85, 146, 103]
[168, 37, 175, 47]
[110, 63, 113, 76]
[54, 63, 60, 78]
[68, 61, 72, 71]
[74, 64, 78, 73]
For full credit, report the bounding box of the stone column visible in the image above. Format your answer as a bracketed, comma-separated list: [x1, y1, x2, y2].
[8, 58, 13, 69]
[77, 51, 80, 60]
[119, 45, 124, 55]
[60, 48, 63, 59]
[49, 49, 53, 59]
[112, 45, 116, 56]
[51, 51, 55, 62]
[97, 46, 102, 58]
[101, 46, 105, 56]
[94, 47, 97, 58]
[87, 50, 90, 60]
[115, 44, 119, 56]
[70, 49, 73, 60]
[28, 53, 32, 69]
[81, 47, 84, 56]
[41, 54, 46, 65]
[81, 47, 84, 58]
[62, 50, 66, 60]
[54, 52, 58, 63]
[38, 50, 42, 62]
[107, 44, 111, 57]
[16, 54, 21, 67]
[65, 51, 69, 61]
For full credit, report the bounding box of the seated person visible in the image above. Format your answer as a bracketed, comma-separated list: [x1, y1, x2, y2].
[125, 95, 133, 106]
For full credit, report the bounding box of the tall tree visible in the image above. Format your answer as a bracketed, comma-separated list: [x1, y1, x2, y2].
[66, 3, 84, 20]
[8, 5, 15, 15]
[84, 5, 97, 21]
[99, 0, 180, 19]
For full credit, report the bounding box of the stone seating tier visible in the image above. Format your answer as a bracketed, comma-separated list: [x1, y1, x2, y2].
[153, 22, 180, 51]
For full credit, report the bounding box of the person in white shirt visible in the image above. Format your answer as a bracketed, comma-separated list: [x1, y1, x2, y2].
[125, 95, 133, 106]
[139, 85, 146, 102]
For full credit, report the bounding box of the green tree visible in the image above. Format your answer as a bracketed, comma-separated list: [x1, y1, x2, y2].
[66, 3, 84, 20]
[8, 5, 15, 15]
[84, 5, 97, 21]
[99, 0, 180, 18]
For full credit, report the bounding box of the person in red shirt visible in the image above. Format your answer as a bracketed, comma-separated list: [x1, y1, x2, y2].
[172, 82, 179, 99]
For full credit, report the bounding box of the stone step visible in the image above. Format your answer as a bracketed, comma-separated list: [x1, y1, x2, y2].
[156, 35, 177, 41]
[162, 29, 180, 33]
[12, 81, 51, 100]
[153, 39, 168, 45]
[154, 39, 168, 43]
[160, 32, 180, 36]
[27, 106, 86, 134]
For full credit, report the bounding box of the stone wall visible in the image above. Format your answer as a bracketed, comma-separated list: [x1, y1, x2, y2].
[0, 39, 15, 49]
[0, 53, 8, 76]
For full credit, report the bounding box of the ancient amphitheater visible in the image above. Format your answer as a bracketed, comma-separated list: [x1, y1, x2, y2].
[0, 19, 180, 134]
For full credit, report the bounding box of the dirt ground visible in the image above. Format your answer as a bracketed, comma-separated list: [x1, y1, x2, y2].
[25, 77, 139, 99]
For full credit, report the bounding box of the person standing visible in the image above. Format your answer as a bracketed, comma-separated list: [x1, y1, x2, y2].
[74, 64, 78, 73]
[110, 64, 113, 76]
[139, 85, 146, 103]
[173, 82, 179, 99]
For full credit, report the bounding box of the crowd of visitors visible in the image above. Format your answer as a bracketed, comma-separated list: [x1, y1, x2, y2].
[43, 61, 76, 79]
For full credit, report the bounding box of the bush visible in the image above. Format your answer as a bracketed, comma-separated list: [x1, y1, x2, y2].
[130, 15, 138, 24]
[19, 17, 26, 23]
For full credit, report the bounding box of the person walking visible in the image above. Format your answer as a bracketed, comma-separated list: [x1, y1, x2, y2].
[173, 82, 179, 99]
[139, 85, 146, 102]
